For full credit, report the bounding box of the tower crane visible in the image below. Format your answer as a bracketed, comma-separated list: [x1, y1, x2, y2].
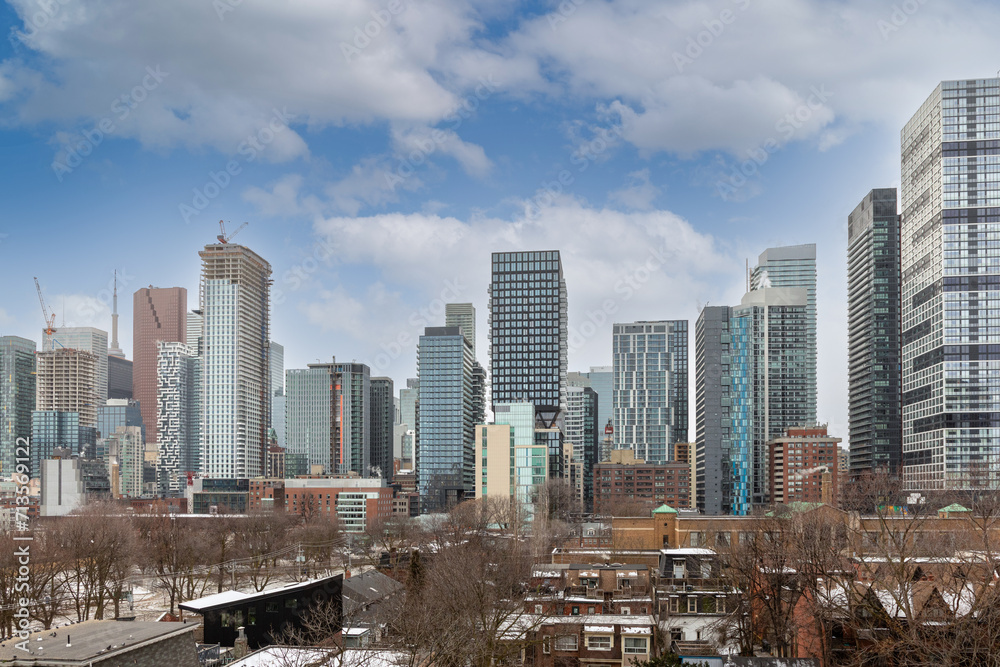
[34, 277, 56, 337]
[217, 220, 249, 243]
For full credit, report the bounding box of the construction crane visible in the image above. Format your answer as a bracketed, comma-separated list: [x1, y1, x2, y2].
[34, 277, 56, 337]
[217, 220, 248, 244]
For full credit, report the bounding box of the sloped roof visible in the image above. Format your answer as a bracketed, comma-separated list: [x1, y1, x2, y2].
[939, 503, 971, 513]
[652, 504, 678, 514]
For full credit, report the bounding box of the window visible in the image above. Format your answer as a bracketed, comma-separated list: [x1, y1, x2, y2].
[624, 637, 648, 654]
[554, 635, 578, 651]
[588, 635, 612, 650]
[620, 607, 630, 615]
[687, 597, 698, 613]
[669, 597, 679, 613]
[542, 636, 550, 654]
[588, 606, 596, 614]
[572, 606, 580, 615]
[535, 604, 543, 614]
[689, 532, 702, 547]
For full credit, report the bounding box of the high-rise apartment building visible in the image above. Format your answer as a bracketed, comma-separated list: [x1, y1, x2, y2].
[489, 251, 567, 426]
[417, 326, 479, 512]
[612, 320, 688, 463]
[848, 189, 902, 477]
[900, 78, 1000, 491]
[156, 342, 199, 493]
[370, 377, 394, 479]
[398, 378, 418, 468]
[445, 303, 476, 357]
[695, 283, 813, 515]
[43, 327, 109, 404]
[564, 385, 599, 510]
[695, 306, 733, 515]
[285, 359, 371, 476]
[199, 243, 271, 479]
[133, 287, 187, 447]
[0, 336, 35, 478]
[751, 244, 818, 419]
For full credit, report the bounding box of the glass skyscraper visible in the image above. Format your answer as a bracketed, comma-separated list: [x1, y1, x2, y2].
[489, 250, 567, 427]
[848, 188, 902, 477]
[612, 320, 688, 464]
[417, 326, 479, 513]
[901, 78, 1000, 490]
[369, 377, 394, 479]
[1, 336, 35, 478]
[750, 244, 817, 422]
[445, 303, 476, 357]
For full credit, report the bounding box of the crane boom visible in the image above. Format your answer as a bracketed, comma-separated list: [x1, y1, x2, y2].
[34, 277, 56, 336]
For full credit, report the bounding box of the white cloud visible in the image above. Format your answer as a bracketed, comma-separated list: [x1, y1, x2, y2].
[309, 198, 735, 380]
[608, 169, 661, 210]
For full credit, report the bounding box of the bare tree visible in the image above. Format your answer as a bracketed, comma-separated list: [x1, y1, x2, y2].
[233, 510, 295, 591]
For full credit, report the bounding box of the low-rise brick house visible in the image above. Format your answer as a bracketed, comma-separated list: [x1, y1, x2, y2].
[525, 615, 656, 667]
[527, 563, 654, 617]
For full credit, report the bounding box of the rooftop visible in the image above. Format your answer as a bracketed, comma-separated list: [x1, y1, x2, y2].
[180, 574, 343, 613]
[0, 620, 195, 664]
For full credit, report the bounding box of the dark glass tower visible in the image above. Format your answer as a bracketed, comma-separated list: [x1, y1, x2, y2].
[369, 377, 394, 479]
[848, 188, 902, 477]
[488, 250, 567, 427]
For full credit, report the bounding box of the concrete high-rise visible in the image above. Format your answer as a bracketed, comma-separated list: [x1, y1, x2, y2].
[0, 336, 36, 478]
[133, 287, 187, 447]
[489, 251, 567, 427]
[848, 189, 902, 477]
[570, 366, 612, 438]
[445, 303, 476, 357]
[199, 243, 271, 479]
[35, 348, 98, 428]
[564, 385, 598, 510]
[900, 78, 1000, 491]
[43, 327, 109, 404]
[370, 377, 394, 479]
[417, 326, 479, 512]
[612, 320, 688, 463]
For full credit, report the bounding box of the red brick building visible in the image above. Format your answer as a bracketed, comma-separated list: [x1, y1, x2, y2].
[132, 286, 187, 447]
[594, 449, 691, 512]
[768, 426, 842, 506]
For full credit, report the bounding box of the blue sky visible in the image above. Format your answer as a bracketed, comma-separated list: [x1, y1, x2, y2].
[2, 0, 1000, 440]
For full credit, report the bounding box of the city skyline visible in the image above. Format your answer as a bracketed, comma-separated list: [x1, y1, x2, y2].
[4, 4, 1000, 447]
